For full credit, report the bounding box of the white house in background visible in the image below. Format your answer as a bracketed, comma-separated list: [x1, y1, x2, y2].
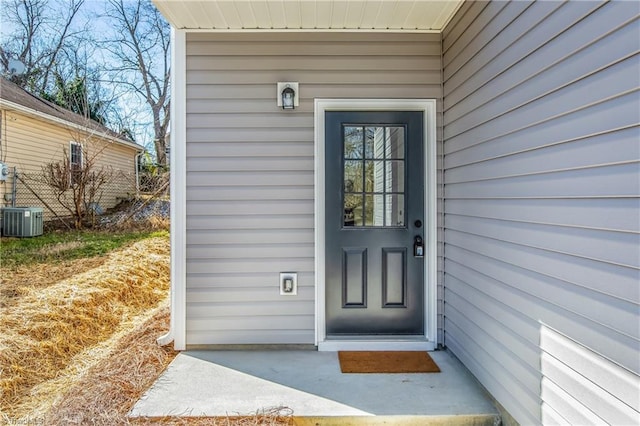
[152, 1, 640, 424]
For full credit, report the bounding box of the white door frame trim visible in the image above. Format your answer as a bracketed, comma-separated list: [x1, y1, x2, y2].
[314, 99, 437, 352]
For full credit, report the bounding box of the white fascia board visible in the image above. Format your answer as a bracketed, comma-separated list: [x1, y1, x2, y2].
[180, 28, 442, 33]
[0, 99, 144, 151]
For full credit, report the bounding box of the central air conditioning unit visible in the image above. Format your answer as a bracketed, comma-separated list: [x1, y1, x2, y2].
[2, 207, 44, 237]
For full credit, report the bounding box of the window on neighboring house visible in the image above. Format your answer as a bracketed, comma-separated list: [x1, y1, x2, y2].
[70, 142, 83, 186]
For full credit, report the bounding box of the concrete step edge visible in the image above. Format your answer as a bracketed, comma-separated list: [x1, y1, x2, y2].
[292, 414, 501, 426]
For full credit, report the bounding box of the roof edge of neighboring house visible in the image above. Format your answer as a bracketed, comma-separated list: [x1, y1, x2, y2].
[0, 79, 144, 152]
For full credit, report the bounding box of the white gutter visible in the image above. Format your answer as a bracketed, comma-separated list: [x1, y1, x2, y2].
[157, 27, 186, 350]
[0, 99, 144, 151]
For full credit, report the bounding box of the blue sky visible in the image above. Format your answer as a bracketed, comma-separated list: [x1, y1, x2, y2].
[0, 0, 163, 151]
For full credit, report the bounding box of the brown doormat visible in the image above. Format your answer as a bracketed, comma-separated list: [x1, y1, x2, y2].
[338, 351, 441, 373]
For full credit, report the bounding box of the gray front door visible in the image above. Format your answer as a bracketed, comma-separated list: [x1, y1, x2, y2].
[325, 111, 424, 336]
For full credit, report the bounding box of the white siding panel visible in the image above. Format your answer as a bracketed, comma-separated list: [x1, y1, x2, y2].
[443, 1, 640, 424]
[196, 69, 441, 85]
[188, 271, 314, 289]
[446, 57, 639, 141]
[187, 229, 313, 245]
[188, 55, 440, 71]
[445, 127, 640, 184]
[539, 377, 606, 425]
[447, 215, 640, 268]
[442, 0, 515, 72]
[445, 278, 539, 368]
[445, 162, 639, 199]
[185, 32, 442, 345]
[187, 113, 312, 128]
[444, 323, 540, 425]
[187, 187, 313, 202]
[445, 231, 638, 304]
[189, 301, 314, 318]
[445, 1, 604, 108]
[445, 199, 640, 233]
[187, 258, 314, 275]
[444, 251, 639, 369]
[187, 83, 442, 99]
[446, 22, 639, 136]
[188, 214, 314, 230]
[187, 316, 314, 331]
[187, 143, 312, 157]
[187, 171, 314, 187]
[541, 326, 640, 412]
[187, 286, 315, 304]
[189, 157, 314, 172]
[187, 244, 314, 260]
[445, 92, 639, 167]
[541, 326, 640, 425]
[187, 39, 442, 56]
[447, 198, 640, 233]
[445, 245, 639, 340]
[187, 128, 314, 143]
[189, 200, 314, 216]
[187, 330, 312, 345]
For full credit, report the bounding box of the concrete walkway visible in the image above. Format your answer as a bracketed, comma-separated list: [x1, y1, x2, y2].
[130, 350, 499, 424]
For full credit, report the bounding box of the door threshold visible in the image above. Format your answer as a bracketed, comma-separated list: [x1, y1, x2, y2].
[318, 338, 435, 352]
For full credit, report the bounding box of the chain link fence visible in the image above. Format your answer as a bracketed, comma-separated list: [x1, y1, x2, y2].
[10, 168, 137, 228]
[4, 164, 169, 229]
[137, 165, 169, 196]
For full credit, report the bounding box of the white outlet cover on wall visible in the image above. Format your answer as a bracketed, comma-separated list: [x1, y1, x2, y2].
[279, 272, 298, 296]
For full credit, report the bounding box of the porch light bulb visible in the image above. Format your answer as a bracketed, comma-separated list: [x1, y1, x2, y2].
[282, 86, 295, 110]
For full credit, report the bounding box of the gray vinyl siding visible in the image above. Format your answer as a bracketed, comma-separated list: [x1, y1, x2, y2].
[185, 32, 443, 345]
[442, 1, 639, 425]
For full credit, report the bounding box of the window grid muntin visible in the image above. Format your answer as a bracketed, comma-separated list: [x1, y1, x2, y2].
[342, 125, 406, 228]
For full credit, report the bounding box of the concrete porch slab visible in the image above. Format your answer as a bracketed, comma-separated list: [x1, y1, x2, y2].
[129, 350, 499, 424]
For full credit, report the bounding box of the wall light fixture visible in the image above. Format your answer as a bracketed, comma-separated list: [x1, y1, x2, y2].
[277, 82, 299, 110]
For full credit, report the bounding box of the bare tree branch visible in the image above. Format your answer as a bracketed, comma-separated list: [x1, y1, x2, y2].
[103, 0, 170, 166]
[1, 0, 86, 93]
[40, 0, 85, 91]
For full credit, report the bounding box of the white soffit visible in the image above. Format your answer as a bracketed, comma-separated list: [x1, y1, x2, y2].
[152, 0, 464, 32]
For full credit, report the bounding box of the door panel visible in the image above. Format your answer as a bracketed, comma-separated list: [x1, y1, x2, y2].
[382, 248, 407, 307]
[325, 111, 424, 336]
[343, 248, 367, 307]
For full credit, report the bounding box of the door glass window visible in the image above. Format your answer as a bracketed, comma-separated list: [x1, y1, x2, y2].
[343, 125, 406, 227]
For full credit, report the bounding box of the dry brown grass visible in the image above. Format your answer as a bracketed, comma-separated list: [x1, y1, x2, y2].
[42, 305, 177, 425]
[108, 215, 171, 233]
[131, 408, 295, 425]
[0, 236, 170, 421]
[1, 232, 293, 426]
[25, 305, 292, 426]
[1, 256, 108, 308]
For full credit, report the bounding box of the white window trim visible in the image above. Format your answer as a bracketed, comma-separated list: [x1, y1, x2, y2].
[314, 98, 438, 351]
[69, 141, 84, 186]
[69, 141, 83, 162]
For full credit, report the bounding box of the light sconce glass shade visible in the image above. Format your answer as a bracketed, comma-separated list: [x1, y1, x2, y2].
[281, 86, 295, 110]
[277, 82, 299, 110]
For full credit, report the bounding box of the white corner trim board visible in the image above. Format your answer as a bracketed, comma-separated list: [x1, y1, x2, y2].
[159, 28, 187, 350]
